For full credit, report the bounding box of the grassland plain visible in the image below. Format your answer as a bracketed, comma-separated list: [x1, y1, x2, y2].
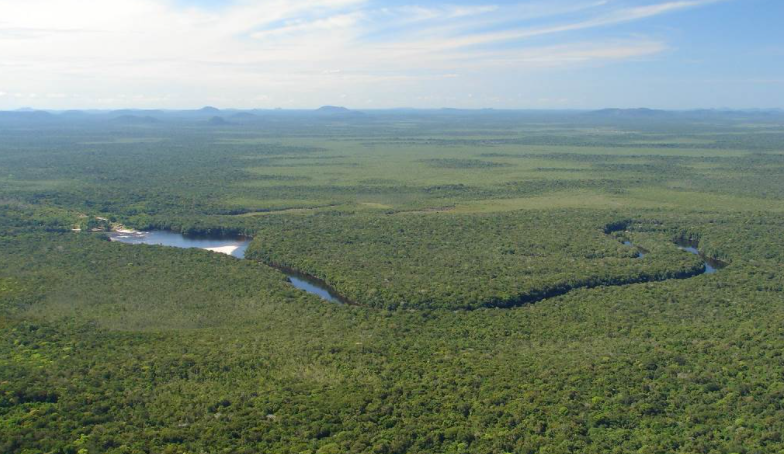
[1, 110, 784, 453]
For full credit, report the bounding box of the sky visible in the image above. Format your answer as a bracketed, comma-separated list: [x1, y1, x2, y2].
[0, 0, 782, 110]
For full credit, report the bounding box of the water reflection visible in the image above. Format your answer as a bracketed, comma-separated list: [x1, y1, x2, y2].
[109, 230, 344, 302]
[675, 240, 726, 274]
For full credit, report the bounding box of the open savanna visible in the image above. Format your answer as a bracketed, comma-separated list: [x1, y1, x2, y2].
[2, 110, 784, 453]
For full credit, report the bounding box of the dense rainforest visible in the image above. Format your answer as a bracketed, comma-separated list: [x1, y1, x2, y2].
[1, 109, 784, 453]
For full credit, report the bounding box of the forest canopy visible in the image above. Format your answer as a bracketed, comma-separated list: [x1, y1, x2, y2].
[1, 111, 784, 453]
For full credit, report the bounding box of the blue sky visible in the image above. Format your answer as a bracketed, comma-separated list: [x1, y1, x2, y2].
[0, 0, 782, 109]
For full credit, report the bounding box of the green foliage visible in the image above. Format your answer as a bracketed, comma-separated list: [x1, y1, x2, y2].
[1, 112, 784, 453]
[420, 158, 513, 169]
[246, 210, 705, 309]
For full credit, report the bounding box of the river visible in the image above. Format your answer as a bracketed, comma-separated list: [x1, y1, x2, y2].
[108, 230, 345, 303]
[107, 228, 725, 308]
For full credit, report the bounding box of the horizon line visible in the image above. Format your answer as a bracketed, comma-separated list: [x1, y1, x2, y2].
[3, 106, 783, 113]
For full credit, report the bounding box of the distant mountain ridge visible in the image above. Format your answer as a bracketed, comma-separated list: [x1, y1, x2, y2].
[230, 112, 257, 120]
[587, 108, 672, 118]
[0, 110, 55, 122]
[314, 106, 365, 116]
[585, 107, 784, 120]
[109, 109, 165, 117]
[1, 107, 783, 126]
[316, 105, 352, 113]
[111, 115, 159, 124]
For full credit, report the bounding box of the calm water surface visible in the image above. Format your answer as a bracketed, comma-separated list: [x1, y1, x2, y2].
[621, 237, 723, 273]
[110, 231, 250, 258]
[675, 240, 725, 274]
[622, 240, 646, 258]
[109, 230, 343, 303]
[108, 231, 724, 304]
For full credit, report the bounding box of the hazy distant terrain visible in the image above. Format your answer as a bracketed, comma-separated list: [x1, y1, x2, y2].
[2, 109, 784, 453]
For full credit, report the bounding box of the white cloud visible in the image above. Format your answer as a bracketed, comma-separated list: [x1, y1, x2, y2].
[404, 0, 722, 51]
[0, 0, 722, 108]
[461, 40, 668, 69]
[249, 12, 363, 40]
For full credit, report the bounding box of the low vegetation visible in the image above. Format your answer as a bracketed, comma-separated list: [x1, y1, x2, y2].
[1, 110, 784, 453]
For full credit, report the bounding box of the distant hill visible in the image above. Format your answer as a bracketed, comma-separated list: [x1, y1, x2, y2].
[111, 115, 159, 125]
[229, 112, 258, 121]
[584, 108, 784, 122]
[586, 108, 672, 118]
[314, 106, 365, 117]
[0, 110, 56, 122]
[199, 106, 221, 114]
[61, 110, 89, 117]
[110, 109, 164, 117]
[316, 105, 351, 113]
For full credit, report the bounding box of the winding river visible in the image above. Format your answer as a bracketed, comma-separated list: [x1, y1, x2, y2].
[108, 227, 725, 308]
[108, 230, 346, 304]
[674, 239, 727, 274]
[622, 240, 647, 259]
